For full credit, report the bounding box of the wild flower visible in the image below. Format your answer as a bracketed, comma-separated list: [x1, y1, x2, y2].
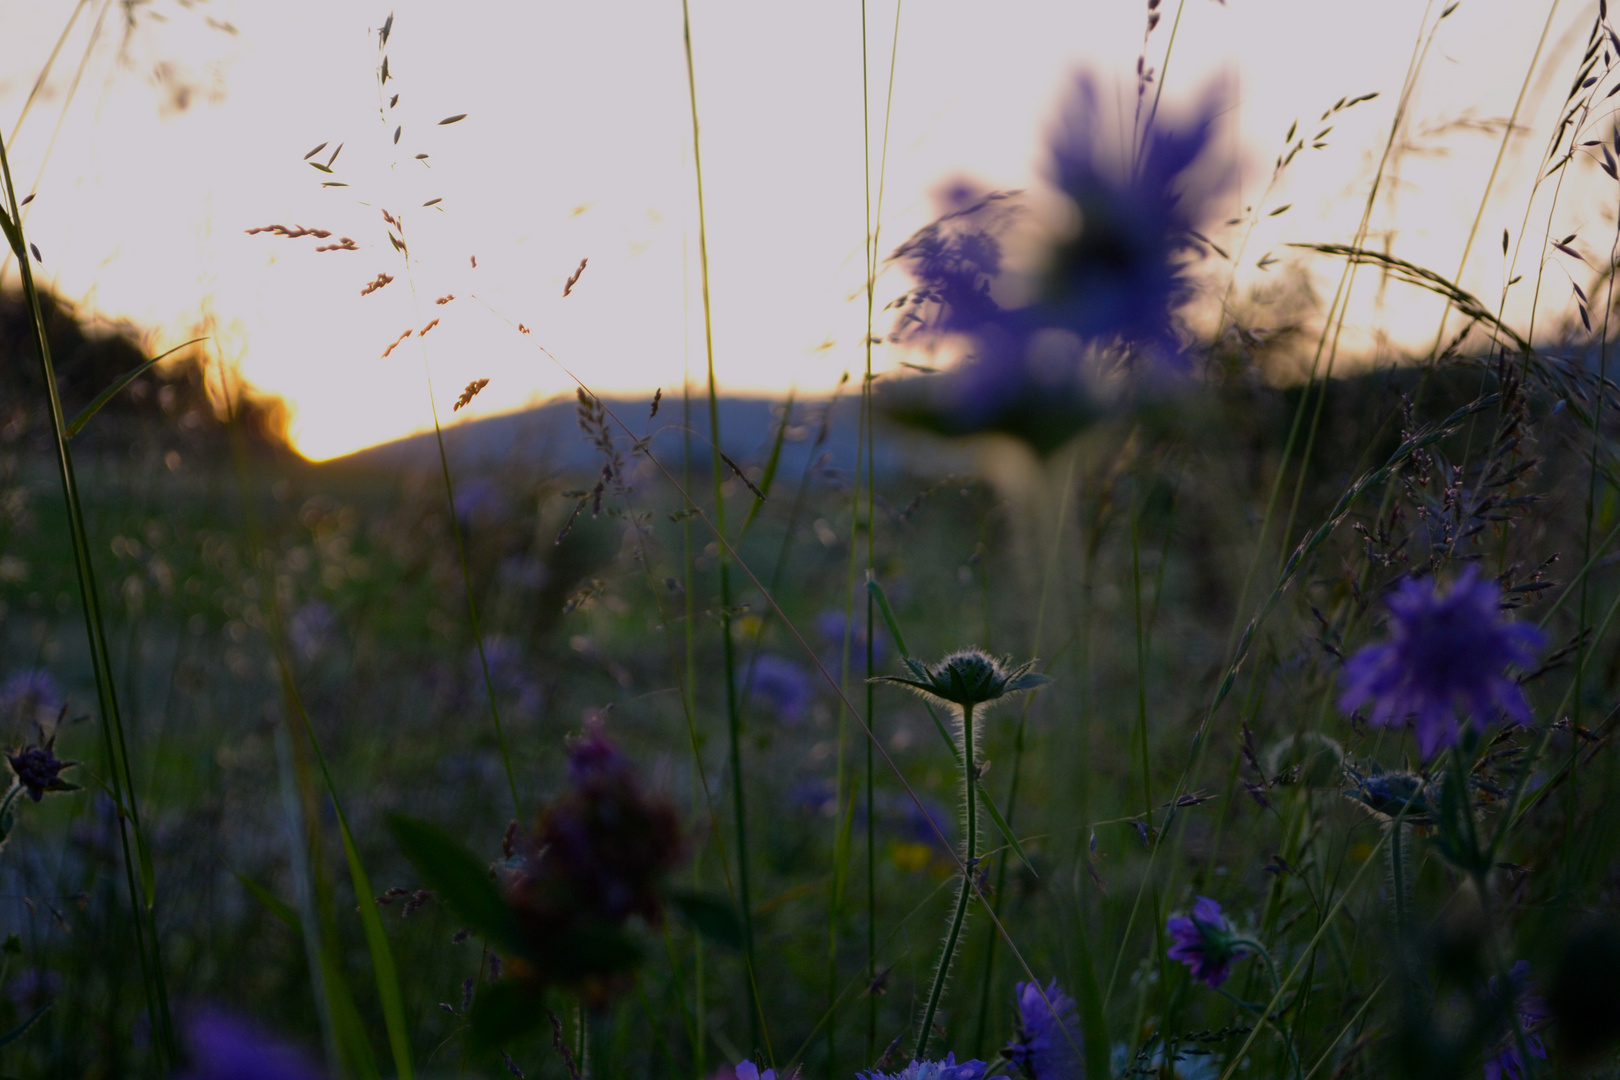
[1483, 962, 1549, 1080]
[1167, 896, 1251, 988]
[857, 1053, 1007, 1080]
[1342, 762, 1438, 825]
[0, 671, 61, 729]
[817, 608, 888, 669]
[1338, 566, 1545, 760]
[1005, 978, 1083, 1080]
[883, 74, 1224, 452]
[469, 637, 544, 719]
[498, 719, 683, 1003]
[709, 1061, 778, 1080]
[5, 742, 75, 803]
[742, 654, 813, 722]
[873, 649, 1049, 712]
[174, 1009, 323, 1080]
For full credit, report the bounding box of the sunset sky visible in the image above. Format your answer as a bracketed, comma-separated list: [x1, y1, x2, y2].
[0, 0, 1610, 459]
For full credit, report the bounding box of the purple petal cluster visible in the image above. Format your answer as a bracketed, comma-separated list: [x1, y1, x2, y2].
[175, 1010, 323, 1080]
[1167, 896, 1250, 988]
[1338, 567, 1544, 759]
[711, 1061, 776, 1080]
[7, 745, 69, 802]
[499, 719, 683, 1003]
[858, 1052, 1006, 1080]
[1005, 979, 1083, 1080]
[884, 75, 1224, 452]
[743, 654, 814, 723]
[1484, 962, 1549, 1080]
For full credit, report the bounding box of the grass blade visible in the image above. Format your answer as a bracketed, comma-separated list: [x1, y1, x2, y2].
[64, 337, 207, 437]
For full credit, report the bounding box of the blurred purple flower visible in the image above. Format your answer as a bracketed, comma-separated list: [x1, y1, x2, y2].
[5, 968, 60, 1007]
[1484, 962, 1549, 1080]
[883, 75, 1224, 452]
[1167, 896, 1250, 988]
[1006, 979, 1083, 1080]
[817, 609, 887, 669]
[883, 791, 954, 852]
[469, 637, 543, 719]
[175, 1009, 323, 1080]
[567, 714, 632, 782]
[743, 654, 813, 723]
[1339, 566, 1544, 760]
[858, 1053, 1006, 1080]
[287, 601, 335, 662]
[0, 671, 62, 728]
[453, 476, 507, 529]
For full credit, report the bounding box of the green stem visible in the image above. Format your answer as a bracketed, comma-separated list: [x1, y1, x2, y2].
[0, 133, 175, 1068]
[915, 702, 977, 1060]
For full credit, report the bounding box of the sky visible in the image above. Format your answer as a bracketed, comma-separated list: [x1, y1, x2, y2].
[0, 0, 1611, 459]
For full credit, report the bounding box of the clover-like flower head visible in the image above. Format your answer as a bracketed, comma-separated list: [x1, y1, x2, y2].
[873, 649, 1050, 712]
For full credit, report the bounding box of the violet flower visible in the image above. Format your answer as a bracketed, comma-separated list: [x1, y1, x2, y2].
[175, 1010, 323, 1080]
[1339, 566, 1544, 760]
[1167, 896, 1251, 988]
[1484, 962, 1549, 1080]
[857, 1053, 1007, 1080]
[1005, 979, 1083, 1080]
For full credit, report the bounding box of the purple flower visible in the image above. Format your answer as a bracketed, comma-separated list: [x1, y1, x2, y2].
[453, 476, 507, 529]
[817, 609, 888, 669]
[0, 671, 62, 727]
[470, 637, 544, 719]
[566, 714, 632, 782]
[1339, 566, 1544, 760]
[175, 1009, 323, 1080]
[707, 1062, 776, 1080]
[1167, 896, 1251, 988]
[858, 1052, 1007, 1080]
[1006, 979, 1083, 1080]
[742, 654, 813, 723]
[883, 76, 1225, 453]
[6, 744, 73, 802]
[1484, 962, 1549, 1080]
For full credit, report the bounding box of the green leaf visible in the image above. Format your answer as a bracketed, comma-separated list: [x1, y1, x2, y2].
[0, 206, 21, 259]
[388, 814, 527, 957]
[740, 392, 792, 538]
[468, 980, 544, 1050]
[976, 781, 1036, 877]
[232, 870, 302, 934]
[66, 338, 208, 438]
[668, 890, 745, 950]
[337, 810, 413, 1080]
[321, 947, 382, 1080]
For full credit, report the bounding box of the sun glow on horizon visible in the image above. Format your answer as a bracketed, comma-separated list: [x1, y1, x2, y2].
[2, 0, 1613, 460]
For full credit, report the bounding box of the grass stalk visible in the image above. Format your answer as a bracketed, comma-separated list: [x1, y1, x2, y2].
[678, 0, 762, 1052]
[0, 130, 176, 1070]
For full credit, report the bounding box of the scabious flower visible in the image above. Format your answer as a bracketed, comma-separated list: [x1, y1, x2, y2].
[873, 649, 1049, 712]
[1005, 979, 1083, 1080]
[1342, 762, 1438, 825]
[6, 743, 75, 802]
[882, 75, 1224, 453]
[1338, 566, 1544, 760]
[174, 1009, 323, 1080]
[857, 1052, 1007, 1080]
[498, 719, 683, 1004]
[1167, 897, 1251, 988]
[1483, 962, 1549, 1080]
[742, 654, 814, 723]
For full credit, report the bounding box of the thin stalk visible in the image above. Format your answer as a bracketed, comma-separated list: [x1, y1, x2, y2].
[0, 132, 175, 1068]
[679, 0, 762, 1051]
[915, 702, 978, 1061]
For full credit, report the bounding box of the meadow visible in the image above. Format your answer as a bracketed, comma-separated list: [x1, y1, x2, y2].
[2, 2, 1620, 1078]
